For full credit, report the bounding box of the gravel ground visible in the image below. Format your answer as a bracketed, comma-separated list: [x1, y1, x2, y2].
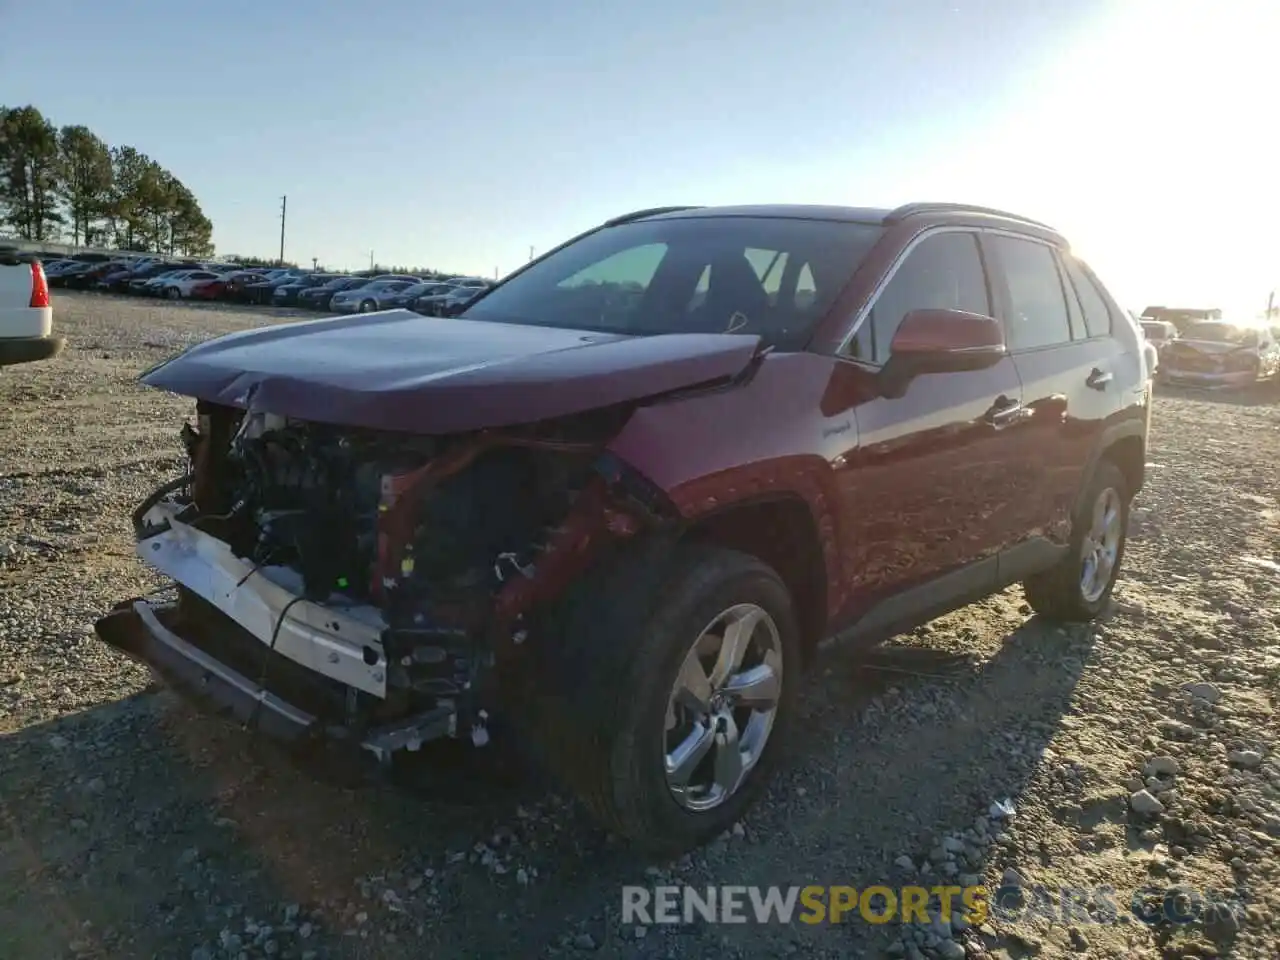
[2, 292, 1278, 960]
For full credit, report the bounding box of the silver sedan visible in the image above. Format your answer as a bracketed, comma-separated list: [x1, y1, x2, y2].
[328, 280, 418, 314]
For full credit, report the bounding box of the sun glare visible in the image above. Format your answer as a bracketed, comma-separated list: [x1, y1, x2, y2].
[949, 0, 1279, 314]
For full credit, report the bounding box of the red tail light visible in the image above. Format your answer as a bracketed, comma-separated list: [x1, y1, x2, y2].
[30, 262, 50, 308]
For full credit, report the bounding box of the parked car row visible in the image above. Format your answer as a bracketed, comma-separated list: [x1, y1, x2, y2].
[40, 253, 494, 316]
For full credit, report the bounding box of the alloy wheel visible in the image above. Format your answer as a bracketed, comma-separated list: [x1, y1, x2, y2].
[1080, 486, 1122, 603]
[664, 603, 783, 812]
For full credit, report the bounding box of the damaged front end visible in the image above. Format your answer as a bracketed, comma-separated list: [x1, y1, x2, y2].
[96, 399, 673, 769]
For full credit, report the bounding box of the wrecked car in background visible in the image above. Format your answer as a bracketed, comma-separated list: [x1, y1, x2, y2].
[1158, 318, 1280, 389]
[96, 202, 1151, 854]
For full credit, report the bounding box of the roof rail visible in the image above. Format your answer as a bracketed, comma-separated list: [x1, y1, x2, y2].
[884, 202, 1059, 233]
[602, 205, 703, 227]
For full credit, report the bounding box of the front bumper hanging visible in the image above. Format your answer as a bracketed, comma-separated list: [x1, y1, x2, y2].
[96, 499, 460, 763]
[98, 598, 320, 742]
[96, 598, 458, 763]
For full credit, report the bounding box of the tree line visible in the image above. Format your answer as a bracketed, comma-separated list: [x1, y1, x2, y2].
[0, 105, 214, 256]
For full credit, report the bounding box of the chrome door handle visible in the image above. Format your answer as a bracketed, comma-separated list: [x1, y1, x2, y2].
[1086, 368, 1113, 390]
[984, 397, 1026, 428]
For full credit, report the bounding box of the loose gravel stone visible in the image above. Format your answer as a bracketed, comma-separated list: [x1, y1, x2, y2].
[1130, 790, 1166, 816]
[1228, 749, 1263, 768]
[1144, 756, 1180, 778]
[1182, 681, 1221, 703]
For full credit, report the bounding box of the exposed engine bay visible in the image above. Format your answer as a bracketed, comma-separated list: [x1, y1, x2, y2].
[120, 399, 672, 762]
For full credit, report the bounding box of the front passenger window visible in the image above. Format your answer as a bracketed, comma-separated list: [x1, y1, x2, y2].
[845, 232, 989, 364]
[989, 236, 1073, 351]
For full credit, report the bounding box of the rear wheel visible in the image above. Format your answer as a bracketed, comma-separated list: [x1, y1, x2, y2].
[532, 543, 800, 856]
[1024, 459, 1129, 621]
[359, 299, 376, 313]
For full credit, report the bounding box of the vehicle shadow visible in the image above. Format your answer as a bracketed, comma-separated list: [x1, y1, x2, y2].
[0, 602, 1097, 959]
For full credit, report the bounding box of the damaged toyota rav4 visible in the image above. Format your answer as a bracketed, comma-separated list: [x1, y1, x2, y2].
[97, 203, 1152, 854]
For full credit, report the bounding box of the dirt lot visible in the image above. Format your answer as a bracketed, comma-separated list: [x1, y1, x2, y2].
[2, 292, 1278, 960]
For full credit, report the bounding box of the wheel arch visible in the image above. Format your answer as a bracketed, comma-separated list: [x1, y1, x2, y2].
[1074, 417, 1147, 520]
[679, 494, 828, 665]
[1103, 433, 1145, 498]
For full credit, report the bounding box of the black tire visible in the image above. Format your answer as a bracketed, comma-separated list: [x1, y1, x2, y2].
[166, 286, 181, 300]
[360, 299, 376, 313]
[1024, 459, 1129, 622]
[528, 541, 801, 856]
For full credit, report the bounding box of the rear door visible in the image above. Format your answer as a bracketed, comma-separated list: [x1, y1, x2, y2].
[983, 234, 1123, 549]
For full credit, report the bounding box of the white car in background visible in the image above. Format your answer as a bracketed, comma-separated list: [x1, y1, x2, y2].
[137, 270, 191, 294]
[0, 251, 63, 367]
[154, 270, 224, 300]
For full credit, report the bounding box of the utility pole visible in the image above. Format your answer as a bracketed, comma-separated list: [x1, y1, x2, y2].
[278, 195, 287, 265]
[369, 250, 374, 271]
[528, 245, 534, 262]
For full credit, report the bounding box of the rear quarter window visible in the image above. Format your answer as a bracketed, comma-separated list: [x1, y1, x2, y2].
[1062, 257, 1113, 338]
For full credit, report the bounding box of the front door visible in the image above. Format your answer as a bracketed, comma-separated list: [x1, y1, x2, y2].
[827, 229, 1034, 631]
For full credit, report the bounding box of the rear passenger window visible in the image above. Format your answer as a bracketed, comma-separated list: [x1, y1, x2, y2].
[845, 232, 989, 364]
[989, 236, 1072, 351]
[1062, 257, 1112, 338]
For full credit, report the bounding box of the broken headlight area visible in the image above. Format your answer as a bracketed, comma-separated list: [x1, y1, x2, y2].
[107, 399, 672, 764]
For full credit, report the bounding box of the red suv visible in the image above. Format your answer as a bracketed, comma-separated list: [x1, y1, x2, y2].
[97, 202, 1152, 854]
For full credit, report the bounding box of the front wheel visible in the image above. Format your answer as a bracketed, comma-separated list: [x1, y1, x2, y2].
[534, 543, 801, 856]
[166, 286, 181, 300]
[1024, 459, 1129, 621]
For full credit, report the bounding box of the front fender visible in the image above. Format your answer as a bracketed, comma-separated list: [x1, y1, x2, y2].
[606, 351, 851, 620]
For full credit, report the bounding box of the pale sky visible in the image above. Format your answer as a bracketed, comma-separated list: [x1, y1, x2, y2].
[0, 0, 1275, 314]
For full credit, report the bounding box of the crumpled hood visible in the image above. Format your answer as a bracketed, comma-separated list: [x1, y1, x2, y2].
[1169, 338, 1254, 356]
[141, 309, 762, 434]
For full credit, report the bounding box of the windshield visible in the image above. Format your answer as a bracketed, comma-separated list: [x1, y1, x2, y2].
[461, 215, 884, 348]
[1182, 322, 1256, 343]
